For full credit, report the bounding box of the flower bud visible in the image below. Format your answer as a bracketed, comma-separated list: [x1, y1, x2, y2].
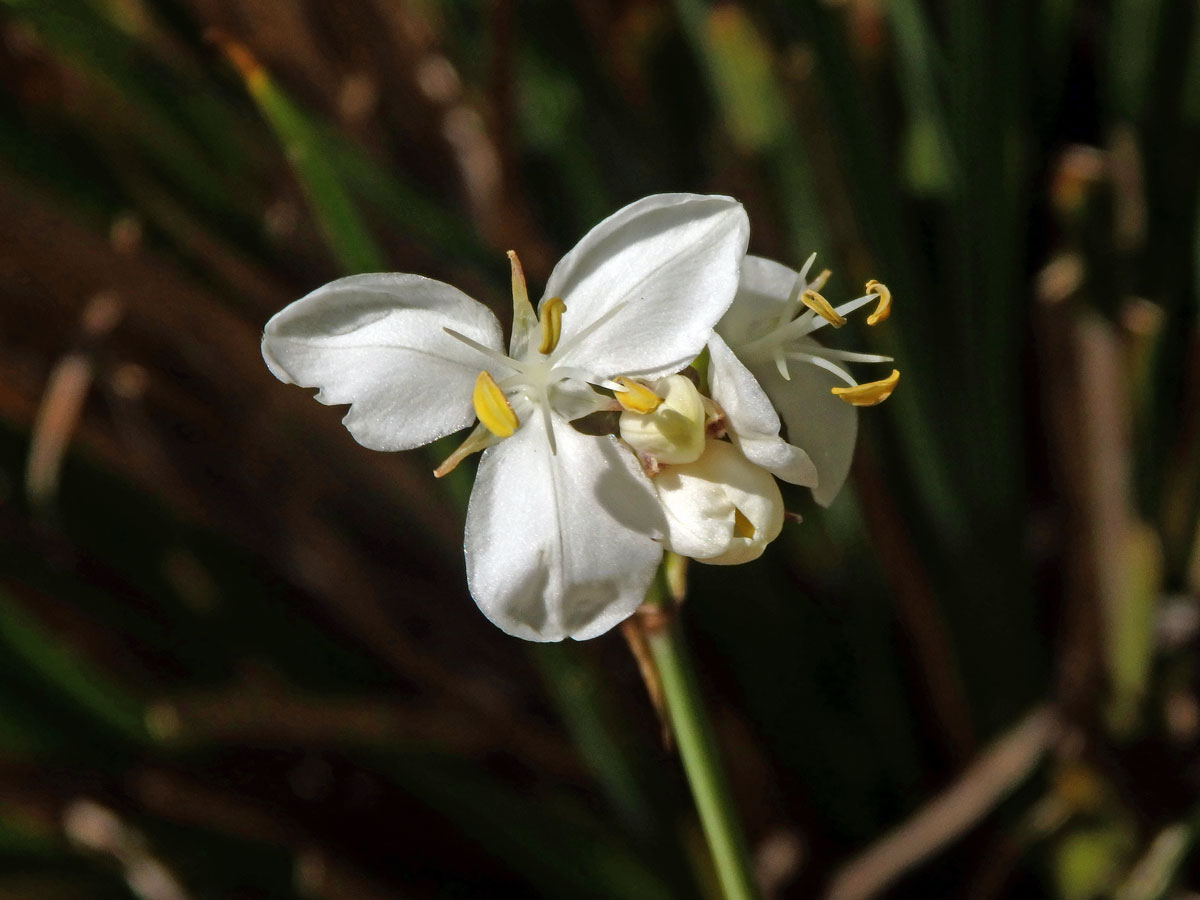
[618, 374, 706, 465]
[653, 439, 784, 565]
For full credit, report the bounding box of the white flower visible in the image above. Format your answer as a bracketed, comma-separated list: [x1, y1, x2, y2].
[709, 254, 898, 507]
[654, 439, 784, 566]
[617, 374, 783, 565]
[261, 194, 749, 641]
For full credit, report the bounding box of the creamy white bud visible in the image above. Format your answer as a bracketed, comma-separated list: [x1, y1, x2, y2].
[653, 439, 784, 565]
[618, 374, 706, 465]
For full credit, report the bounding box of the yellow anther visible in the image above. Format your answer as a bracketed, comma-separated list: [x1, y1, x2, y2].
[613, 377, 663, 413]
[831, 369, 900, 406]
[538, 296, 566, 354]
[802, 289, 846, 327]
[733, 507, 756, 540]
[618, 375, 705, 464]
[865, 280, 892, 325]
[473, 371, 519, 437]
[808, 268, 832, 292]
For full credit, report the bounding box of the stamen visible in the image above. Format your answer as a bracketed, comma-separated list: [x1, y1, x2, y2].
[801, 289, 847, 327]
[773, 349, 791, 381]
[865, 280, 892, 325]
[507, 250, 539, 357]
[830, 293, 877, 320]
[433, 422, 495, 478]
[702, 396, 726, 438]
[797, 252, 818, 284]
[735, 286, 888, 361]
[776, 255, 829, 329]
[473, 371, 519, 437]
[792, 352, 856, 386]
[733, 507, 756, 540]
[508, 250, 530, 309]
[554, 366, 603, 387]
[808, 268, 832, 292]
[801, 348, 894, 364]
[538, 297, 566, 354]
[444, 328, 520, 371]
[613, 377, 662, 413]
[777, 261, 814, 328]
[754, 291, 878, 346]
[551, 299, 629, 359]
[831, 369, 900, 406]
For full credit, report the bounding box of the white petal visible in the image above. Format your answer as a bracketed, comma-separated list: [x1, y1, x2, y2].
[544, 194, 749, 378]
[700, 442, 784, 566]
[753, 353, 857, 507]
[718, 254, 799, 344]
[464, 414, 664, 642]
[654, 468, 736, 560]
[707, 334, 818, 486]
[654, 440, 783, 564]
[263, 274, 505, 451]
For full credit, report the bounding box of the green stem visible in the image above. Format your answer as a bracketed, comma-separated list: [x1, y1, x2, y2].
[645, 596, 761, 900]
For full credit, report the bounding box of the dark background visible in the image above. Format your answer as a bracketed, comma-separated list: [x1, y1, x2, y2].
[0, 0, 1198, 897]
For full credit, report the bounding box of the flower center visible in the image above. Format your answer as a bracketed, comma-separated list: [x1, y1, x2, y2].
[438, 249, 631, 471]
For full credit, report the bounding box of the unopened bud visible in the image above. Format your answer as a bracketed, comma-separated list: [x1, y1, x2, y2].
[653, 439, 784, 565]
[618, 374, 706, 465]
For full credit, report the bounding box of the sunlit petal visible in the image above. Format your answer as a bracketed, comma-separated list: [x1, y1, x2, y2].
[545, 194, 749, 378]
[263, 273, 504, 451]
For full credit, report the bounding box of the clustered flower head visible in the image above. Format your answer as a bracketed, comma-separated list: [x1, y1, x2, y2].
[262, 194, 897, 642]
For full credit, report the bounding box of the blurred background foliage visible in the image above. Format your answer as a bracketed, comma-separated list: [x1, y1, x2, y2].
[0, 0, 1198, 897]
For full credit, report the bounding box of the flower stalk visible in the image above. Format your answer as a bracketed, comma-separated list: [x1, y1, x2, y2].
[642, 570, 762, 900]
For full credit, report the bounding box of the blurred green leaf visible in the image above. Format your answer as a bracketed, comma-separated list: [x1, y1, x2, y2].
[1186, 14, 1200, 124]
[1105, 524, 1163, 735]
[6, 0, 251, 214]
[885, 0, 956, 195]
[1108, 0, 1165, 119]
[0, 591, 147, 746]
[1054, 821, 1136, 900]
[531, 644, 660, 840]
[217, 38, 385, 273]
[699, 5, 784, 153]
[674, 0, 826, 265]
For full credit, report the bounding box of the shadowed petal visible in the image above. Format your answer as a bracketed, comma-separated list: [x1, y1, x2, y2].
[718, 254, 798, 344]
[464, 415, 664, 641]
[753, 359, 857, 507]
[655, 440, 783, 564]
[708, 333, 818, 487]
